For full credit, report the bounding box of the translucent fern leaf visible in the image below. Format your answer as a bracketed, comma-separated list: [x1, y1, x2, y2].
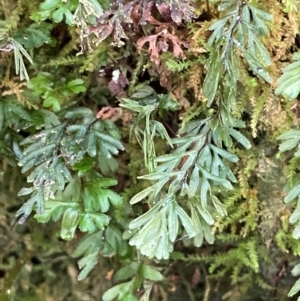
[275, 52, 300, 99]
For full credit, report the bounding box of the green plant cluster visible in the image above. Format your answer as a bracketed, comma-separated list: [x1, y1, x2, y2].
[2, 0, 300, 300]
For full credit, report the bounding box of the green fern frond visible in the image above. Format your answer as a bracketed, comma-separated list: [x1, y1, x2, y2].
[285, 156, 300, 186]
[58, 27, 80, 58]
[182, 253, 213, 263]
[0, 0, 23, 39]
[217, 233, 242, 243]
[208, 268, 228, 279]
[231, 263, 243, 284]
[79, 41, 109, 73]
[245, 239, 259, 272]
[255, 276, 274, 290]
[275, 229, 289, 253]
[181, 101, 206, 129]
[250, 89, 268, 138]
[166, 58, 194, 72]
[223, 189, 243, 209]
[129, 55, 145, 94]
[42, 56, 85, 68]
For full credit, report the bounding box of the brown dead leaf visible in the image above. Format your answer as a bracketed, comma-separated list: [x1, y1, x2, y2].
[191, 268, 201, 288]
[96, 107, 132, 124]
[96, 107, 118, 119]
[139, 1, 154, 25]
[88, 23, 114, 46]
[156, 3, 172, 22]
[88, 0, 193, 51]
[105, 269, 114, 280]
[131, 2, 142, 31]
[108, 71, 129, 96]
[137, 33, 161, 65]
[137, 26, 189, 65]
[170, 0, 195, 25]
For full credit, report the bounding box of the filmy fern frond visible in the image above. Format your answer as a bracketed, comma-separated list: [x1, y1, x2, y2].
[15, 108, 124, 223]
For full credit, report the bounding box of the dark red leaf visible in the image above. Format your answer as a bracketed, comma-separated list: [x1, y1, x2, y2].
[156, 3, 172, 22]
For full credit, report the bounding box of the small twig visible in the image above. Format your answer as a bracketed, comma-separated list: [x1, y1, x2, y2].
[178, 269, 195, 301]
[206, 0, 210, 14]
[158, 285, 168, 301]
[202, 266, 211, 301]
[1, 251, 34, 301]
[162, 121, 176, 137]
